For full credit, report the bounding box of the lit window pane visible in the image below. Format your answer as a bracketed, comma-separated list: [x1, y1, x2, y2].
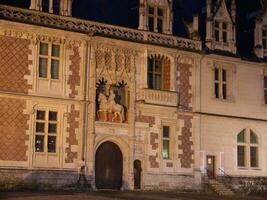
[163, 140, 169, 159]
[39, 58, 48, 78]
[36, 122, 45, 133]
[49, 111, 57, 121]
[40, 43, 48, 55]
[48, 136, 56, 153]
[37, 110, 45, 120]
[155, 74, 161, 89]
[52, 44, 60, 57]
[51, 59, 59, 79]
[48, 123, 57, 134]
[35, 135, 44, 152]
[250, 130, 257, 144]
[163, 126, 169, 138]
[250, 147, 258, 168]
[237, 130, 245, 143]
[237, 146, 245, 167]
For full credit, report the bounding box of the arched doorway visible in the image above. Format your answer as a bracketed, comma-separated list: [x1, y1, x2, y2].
[95, 141, 123, 189]
[134, 160, 142, 189]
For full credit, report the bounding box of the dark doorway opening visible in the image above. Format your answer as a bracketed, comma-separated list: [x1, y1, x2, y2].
[206, 155, 216, 179]
[134, 160, 141, 189]
[95, 141, 123, 189]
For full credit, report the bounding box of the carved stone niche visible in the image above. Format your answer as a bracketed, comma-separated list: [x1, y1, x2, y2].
[96, 78, 129, 124]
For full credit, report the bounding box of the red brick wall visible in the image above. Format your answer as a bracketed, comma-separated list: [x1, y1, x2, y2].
[177, 63, 192, 110]
[0, 36, 32, 94]
[178, 115, 193, 168]
[65, 105, 79, 163]
[0, 97, 29, 161]
[135, 111, 155, 127]
[68, 46, 81, 99]
[149, 132, 159, 168]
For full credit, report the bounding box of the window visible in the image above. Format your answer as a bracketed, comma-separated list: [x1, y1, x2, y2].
[35, 110, 58, 153]
[214, 20, 229, 44]
[263, 29, 267, 50]
[39, 42, 60, 80]
[237, 129, 259, 168]
[214, 65, 227, 99]
[264, 76, 267, 104]
[162, 126, 170, 159]
[148, 6, 164, 33]
[42, 0, 60, 14]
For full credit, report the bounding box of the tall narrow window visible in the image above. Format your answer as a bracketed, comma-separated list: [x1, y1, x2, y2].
[39, 42, 60, 80]
[215, 21, 220, 42]
[35, 110, 58, 153]
[148, 57, 162, 89]
[148, 6, 164, 33]
[214, 20, 229, 44]
[264, 76, 267, 104]
[52, 0, 60, 14]
[214, 66, 227, 99]
[237, 130, 246, 167]
[162, 126, 170, 159]
[263, 29, 267, 50]
[42, 0, 60, 14]
[42, 0, 49, 12]
[222, 22, 228, 43]
[250, 130, 258, 168]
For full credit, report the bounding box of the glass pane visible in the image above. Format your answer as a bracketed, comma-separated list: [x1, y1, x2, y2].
[215, 21, 219, 28]
[42, 0, 49, 12]
[223, 31, 227, 43]
[263, 39, 267, 49]
[48, 136, 56, 153]
[237, 130, 245, 143]
[37, 110, 45, 120]
[265, 90, 267, 104]
[36, 122, 45, 133]
[51, 59, 59, 79]
[163, 126, 169, 138]
[162, 140, 169, 159]
[149, 17, 154, 31]
[223, 22, 227, 30]
[52, 0, 60, 14]
[149, 6, 154, 15]
[237, 146, 245, 167]
[215, 30, 219, 42]
[155, 74, 161, 89]
[49, 111, 57, 121]
[222, 84, 227, 99]
[250, 130, 257, 144]
[48, 123, 57, 134]
[147, 73, 153, 89]
[215, 83, 219, 98]
[148, 58, 153, 72]
[250, 147, 258, 167]
[222, 69, 227, 82]
[214, 68, 219, 81]
[52, 44, 60, 57]
[263, 30, 266, 37]
[39, 58, 48, 78]
[35, 135, 44, 152]
[155, 60, 162, 73]
[157, 18, 163, 33]
[158, 8, 163, 17]
[264, 77, 267, 88]
[40, 43, 48, 55]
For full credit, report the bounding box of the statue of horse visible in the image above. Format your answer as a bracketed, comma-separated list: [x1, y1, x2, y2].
[108, 89, 125, 123]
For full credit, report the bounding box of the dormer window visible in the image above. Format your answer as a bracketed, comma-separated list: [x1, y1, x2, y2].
[214, 20, 229, 44]
[148, 6, 164, 33]
[262, 29, 267, 50]
[42, 0, 60, 15]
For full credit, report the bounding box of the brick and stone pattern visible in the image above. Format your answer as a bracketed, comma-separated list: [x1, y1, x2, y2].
[178, 115, 193, 168]
[65, 105, 79, 163]
[149, 132, 159, 168]
[177, 63, 192, 110]
[68, 46, 81, 99]
[0, 36, 32, 94]
[0, 97, 29, 161]
[135, 111, 155, 127]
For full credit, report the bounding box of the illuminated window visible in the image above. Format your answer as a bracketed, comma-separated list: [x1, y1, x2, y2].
[214, 20, 229, 44]
[162, 126, 170, 159]
[35, 110, 58, 153]
[214, 65, 227, 99]
[148, 6, 164, 33]
[39, 42, 60, 80]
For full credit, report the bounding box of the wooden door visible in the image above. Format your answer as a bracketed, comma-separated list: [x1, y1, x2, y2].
[206, 155, 215, 179]
[95, 142, 123, 189]
[134, 160, 142, 189]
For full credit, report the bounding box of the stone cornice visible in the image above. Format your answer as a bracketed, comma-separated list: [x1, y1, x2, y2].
[0, 4, 201, 52]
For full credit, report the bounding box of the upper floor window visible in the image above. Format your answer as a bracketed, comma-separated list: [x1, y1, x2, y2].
[42, 0, 60, 14]
[263, 29, 267, 50]
[237, 129, 259, 168]
[39, 42, 60, 80]
[148, 6, 164, 33]
[264, 76, 267, 104]
[35, 109, 58, 153]
[214, 66, 227, 99]
[162, 126, 170, 159]
[214, 20, 228, 44]
[147, 56, 170, 90]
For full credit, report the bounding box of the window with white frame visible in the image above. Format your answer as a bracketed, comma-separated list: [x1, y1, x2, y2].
[237, 129, 259, 168]
[42, 0, 60, 14]
[214, 20, 229, 44]
[35, 109, 58, 153]
[264, 76, 267, 104]
[39, 42, 60, 80]
[162, 126, 170, 159]
[214, 65, 227, 99]
[262, 29, 267, 50]
[148, 6, 164, 33]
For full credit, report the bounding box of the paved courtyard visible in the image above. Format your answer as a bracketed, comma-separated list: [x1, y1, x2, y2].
[0, 191, 266, 200]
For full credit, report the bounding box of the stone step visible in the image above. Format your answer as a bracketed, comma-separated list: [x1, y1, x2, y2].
[208, 179, 235, 196]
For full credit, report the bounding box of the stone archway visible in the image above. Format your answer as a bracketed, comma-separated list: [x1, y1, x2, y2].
[95, 141, 123, 190]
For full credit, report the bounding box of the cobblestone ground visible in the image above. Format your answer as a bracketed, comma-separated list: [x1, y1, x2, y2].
[0, 191, 266, 200]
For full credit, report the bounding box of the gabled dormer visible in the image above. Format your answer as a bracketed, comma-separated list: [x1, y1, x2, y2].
[254, 9, 267, 58]
[205, 0, 236, 54]
[30, 0, 73, 16]
[138, 0, 173, 34]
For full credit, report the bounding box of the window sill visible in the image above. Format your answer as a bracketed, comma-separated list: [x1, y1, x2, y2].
[237, 167, 261, 171]
[212, 96, 235, 103]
